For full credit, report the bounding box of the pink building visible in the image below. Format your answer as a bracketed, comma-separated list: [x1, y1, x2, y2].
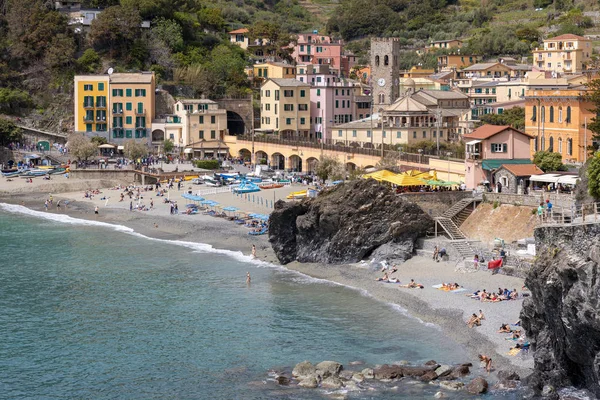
[464, 125, 534, 190]
[292, 33, 344, 76]
[295, 64, 370, 140]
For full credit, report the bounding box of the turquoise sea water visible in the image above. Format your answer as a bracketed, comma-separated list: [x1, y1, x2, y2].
[0, 204, 522, 399]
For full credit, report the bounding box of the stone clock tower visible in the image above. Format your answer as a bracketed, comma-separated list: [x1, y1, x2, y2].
[370, 38, 401, 112]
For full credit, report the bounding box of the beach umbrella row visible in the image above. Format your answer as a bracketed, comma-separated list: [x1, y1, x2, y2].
[248, 213, 270, 221]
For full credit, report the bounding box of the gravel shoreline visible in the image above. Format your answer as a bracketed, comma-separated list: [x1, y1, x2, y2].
[0, 180, 534, 381]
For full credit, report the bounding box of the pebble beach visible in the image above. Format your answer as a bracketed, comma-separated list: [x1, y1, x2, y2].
[0, 175, 534, 380]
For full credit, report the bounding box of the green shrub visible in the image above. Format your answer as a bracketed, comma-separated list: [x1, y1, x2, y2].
[493, 201, 499, 209]
[195, 159, 219, 169]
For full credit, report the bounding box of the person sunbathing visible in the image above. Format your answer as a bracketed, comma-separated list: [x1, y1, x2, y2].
[467, 313, 481, 328]
[449, 282, 460, 290]
[478, 310, 486, 320]
[510, 289, 519, 300]
[402, 279, 423, 288]
[375, 273, 389, 282]
[498, 324, 511, 333]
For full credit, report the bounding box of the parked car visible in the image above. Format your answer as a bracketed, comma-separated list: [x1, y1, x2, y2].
[191, 178, 205, 185]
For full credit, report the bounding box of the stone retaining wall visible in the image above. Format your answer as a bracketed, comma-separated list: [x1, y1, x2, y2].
[483, 192, 574, 208]
[400, 191, 474, 217]
[69, 169, 136, 182]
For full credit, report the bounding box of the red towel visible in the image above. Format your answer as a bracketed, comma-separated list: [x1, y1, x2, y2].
[488, 259, 503, 269]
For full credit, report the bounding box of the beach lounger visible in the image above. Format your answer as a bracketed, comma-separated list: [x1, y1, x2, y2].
[248, 228, 268, 236]
[377, 279, 402, 284]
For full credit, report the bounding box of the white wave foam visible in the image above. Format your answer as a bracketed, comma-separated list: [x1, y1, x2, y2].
[0, 202, 441, 329]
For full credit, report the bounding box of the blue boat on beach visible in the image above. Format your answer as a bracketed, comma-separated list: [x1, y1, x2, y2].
[232, 180, 261, 194]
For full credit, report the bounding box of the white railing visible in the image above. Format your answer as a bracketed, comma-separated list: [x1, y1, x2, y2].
[197, 186, 235, 196]
[541, 202, 600, 226]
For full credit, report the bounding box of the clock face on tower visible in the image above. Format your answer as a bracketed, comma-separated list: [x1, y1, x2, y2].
[377, 78, 386, 87]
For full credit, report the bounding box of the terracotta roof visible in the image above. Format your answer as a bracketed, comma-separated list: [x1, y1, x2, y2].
[229, 28, 249, 34]
[549, 34, 588, 41]
[465, 124, 533, 140]
[500, 164, 543, 177]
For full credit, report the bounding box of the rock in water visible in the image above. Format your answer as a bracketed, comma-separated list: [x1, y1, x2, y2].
[298, 376, 319, 388]
[292, 361, 316, 379]
[466, 377, 488, 394]
[520, 224, 600, 397]
[276, 375, 290, 385]
[315, 361, 343, 378]
[269, 179, 434, 264]
[321, 376, 344, 389]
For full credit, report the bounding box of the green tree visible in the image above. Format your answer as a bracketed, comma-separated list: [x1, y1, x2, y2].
[77, 49, 101, 73]
[88, 5, 142, 59]
[315, 155, 345, 181]
[163, 139, 174, 153]
[68, 133, 97, 161]
[90, 136, 108, 145]
[249, 21, 294, 61]
[584, 79, 600, 148]
[0, 88, 33, 114]
[151, 18, 183, 52]
[123, 139, 148, 160]
[0, 117, 22, 146]
[44, 33, 76, 70]
[533, 151, 567, 172]
[586, 152, 600, 200]
[479, 107, 525, 130]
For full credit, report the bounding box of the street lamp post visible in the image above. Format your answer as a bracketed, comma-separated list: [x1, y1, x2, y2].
[447, 151, 452, 181]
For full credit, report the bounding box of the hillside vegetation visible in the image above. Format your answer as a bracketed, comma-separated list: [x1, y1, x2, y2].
[1, 0, 600, 131]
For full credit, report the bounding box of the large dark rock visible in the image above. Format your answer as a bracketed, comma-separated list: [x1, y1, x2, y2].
[269, 179, 434, 264]
[373, 364, 404, 380]
[466, 377, 489, 394]
[521, 223, 600, 397]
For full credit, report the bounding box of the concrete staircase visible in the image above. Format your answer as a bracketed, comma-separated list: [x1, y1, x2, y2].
[435, 217, 467, 240]
[450, 240, 476, 259]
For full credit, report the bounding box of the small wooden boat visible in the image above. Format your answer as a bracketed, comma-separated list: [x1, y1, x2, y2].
[286, 190, 307, 199]
[259, 183, 284, 189]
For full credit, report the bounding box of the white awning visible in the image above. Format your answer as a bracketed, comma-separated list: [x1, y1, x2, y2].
[117, 146, 124, 150]
[529, 174, 561, 183]
[556, 175, 579, 185]
[183, 148, 193, 154]
[465, 140, 481, 145]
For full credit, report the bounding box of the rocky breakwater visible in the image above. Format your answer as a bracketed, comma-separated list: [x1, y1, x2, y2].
[521, 222, 600, 397]
[268, 179, 434, 264]
[266, 359, 519, 396]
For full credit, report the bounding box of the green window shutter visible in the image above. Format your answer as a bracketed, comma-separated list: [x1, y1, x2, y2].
[98, 83, 104, 91]
[503, 143, 508, 153]
[126, 130, 132, 138]
[126, 116, 132, 124]
[86, 124, 92, 132]
[126, 89, 132, 97]
[112, 89, 117, 96]
[126, 103, 132, 111]
[137, 103, 143, 113]
[199, 116, 204, 123]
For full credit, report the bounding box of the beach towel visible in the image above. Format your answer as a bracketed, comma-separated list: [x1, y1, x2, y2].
[488, 259, 503, 269]
[381, 280, 402, 284]
[432, 284, 444, 289]
[451, 288, 468, 293]
[507, 348, 521, 356]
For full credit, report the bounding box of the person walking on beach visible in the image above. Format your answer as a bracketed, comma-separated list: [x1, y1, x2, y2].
[44, 200, 48, 211]
[94, 206, 99, 215]
[130, 201, 133, 211]
[56, 200, 61, 210]
[478, 354, 492, 373]
[433, 245, 439, 261]
[252, 244, 256, 258]
[246, 272, 251, 285]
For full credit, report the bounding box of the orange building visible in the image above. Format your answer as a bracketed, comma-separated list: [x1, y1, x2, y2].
[525, 86, 594, 163]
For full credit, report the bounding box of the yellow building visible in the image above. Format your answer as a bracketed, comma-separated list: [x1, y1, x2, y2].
[260, 78, 311, 137]
[108, 72, 155, 141]
[74, 75, 109, 134]
[74, 72, 156, 143]
[525, 86, 594, 163]
[252, 62, 296, 84]
[532, 34, 592, 74]
[437, 54, 478, 70]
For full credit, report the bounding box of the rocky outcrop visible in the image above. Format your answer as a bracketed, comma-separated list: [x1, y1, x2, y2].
[269, 179, 434, 264]
[521, 223, 600, 397]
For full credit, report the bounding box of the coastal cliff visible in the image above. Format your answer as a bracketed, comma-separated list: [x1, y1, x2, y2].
[521, 223, 600, 396]
[268, 179, 433, 264]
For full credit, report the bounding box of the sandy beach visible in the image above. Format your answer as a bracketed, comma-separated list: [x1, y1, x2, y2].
[0, 176, 533, 380]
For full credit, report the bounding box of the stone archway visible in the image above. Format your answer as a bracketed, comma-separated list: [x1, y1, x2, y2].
[271, 152, 285, 170]
[364, 165, 375, 170]
[226, 111, 245, 135]
[255, 150, 268, 166]
[346, 162, 357, 171]
[238, 148, 251, 162]
[289, 155, 303, 172]
[152, 129, 165, 142]
[306, 157, 319, 173]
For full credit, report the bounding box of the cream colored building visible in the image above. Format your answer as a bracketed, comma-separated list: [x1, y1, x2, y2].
[260, 78, 311, 138]
[532, 34, 592, 74]
[150, 99, 228, 156]
[251, 62, 296, 85]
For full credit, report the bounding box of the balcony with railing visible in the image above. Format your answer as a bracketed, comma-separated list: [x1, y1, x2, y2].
[112, 108, 124, 115]
[83, 115, 94, 123]
[135, 108, 146, 116]
[96, 101, 107, 108]
[83, 102, 94, 109]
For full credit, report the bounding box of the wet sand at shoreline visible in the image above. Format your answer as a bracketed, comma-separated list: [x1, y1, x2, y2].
[0, 178, 534, 379]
